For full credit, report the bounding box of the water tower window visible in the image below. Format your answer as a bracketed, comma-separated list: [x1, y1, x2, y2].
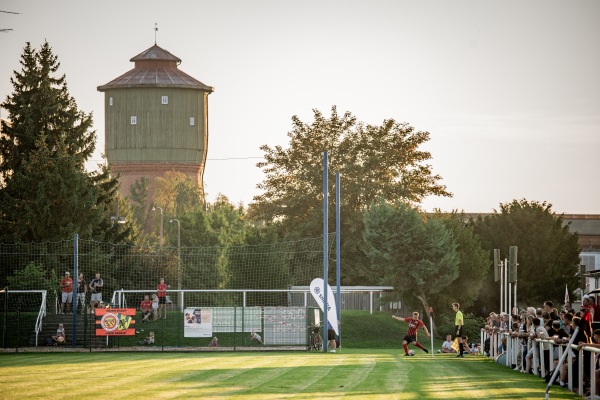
[161, 96, 169, 105]
[109, 97, 113, 106]
[190, 117, 195, 126]
[131, 116, 137, 125]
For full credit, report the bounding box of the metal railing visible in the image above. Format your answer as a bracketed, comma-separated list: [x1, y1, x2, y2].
[481, 328, 600, 399]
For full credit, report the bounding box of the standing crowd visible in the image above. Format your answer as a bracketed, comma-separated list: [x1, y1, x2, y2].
[484, 296, 600, 397]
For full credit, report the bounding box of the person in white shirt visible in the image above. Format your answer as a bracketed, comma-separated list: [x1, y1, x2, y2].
[439, 334, 456, 353]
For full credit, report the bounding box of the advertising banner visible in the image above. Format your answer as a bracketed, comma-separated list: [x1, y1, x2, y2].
[184, 308, 213, 338]
[95, 308, 136, 336]
[309, 278, 339, 335]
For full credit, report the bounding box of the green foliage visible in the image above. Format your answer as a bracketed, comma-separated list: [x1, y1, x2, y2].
[436, 312, 486, 342]
[471, 199, 581, 312]
[428, 212, 489, 313]
[129, 177, 151, 228]
[0, 42, 125, 243]
[249, 106, 451, 285]
[363, 201, 459, 312]
[6, 262, 57, 293]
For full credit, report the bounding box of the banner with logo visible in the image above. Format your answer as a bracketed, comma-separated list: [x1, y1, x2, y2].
[309, 278, 339, 335]
[95, 308, 136, 336]
[184, 308, 213, 338]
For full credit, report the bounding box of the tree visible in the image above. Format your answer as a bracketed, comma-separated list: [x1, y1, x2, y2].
[429, 211, 489, 313]
[0, 42, 126, 243]
[249, 106, 451, 284]
[153, 171, 203, 217]
[363, 201, 460, 316]
[471, 199, 581, 312]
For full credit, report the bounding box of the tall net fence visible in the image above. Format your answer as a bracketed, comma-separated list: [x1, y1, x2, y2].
[0, 235, 337, 349]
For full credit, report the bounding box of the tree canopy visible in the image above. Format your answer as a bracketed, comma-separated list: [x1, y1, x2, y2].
[363, 201, 460, 313]
[0, 41, 128, 243]
[471, 199, 581, 311]
[249, 106, 451, 284]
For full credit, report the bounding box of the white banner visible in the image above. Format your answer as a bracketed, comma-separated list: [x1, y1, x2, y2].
[309, 278, 339, 335]
[183, 308, 213, 338]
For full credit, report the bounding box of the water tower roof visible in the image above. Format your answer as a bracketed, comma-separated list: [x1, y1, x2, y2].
[130, 44, 181, 62]
[98, 44, 213, 92]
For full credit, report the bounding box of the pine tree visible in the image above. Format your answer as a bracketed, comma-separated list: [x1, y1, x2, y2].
[0, 42, 128, 242]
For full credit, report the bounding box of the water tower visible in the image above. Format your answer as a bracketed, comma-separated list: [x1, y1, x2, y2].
[97, 44, 213, 201]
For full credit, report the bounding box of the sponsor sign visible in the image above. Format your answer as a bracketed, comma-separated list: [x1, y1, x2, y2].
[95, 308, 136, 336]
[184, 308, 213, 338]
[309, 278, 339, 335]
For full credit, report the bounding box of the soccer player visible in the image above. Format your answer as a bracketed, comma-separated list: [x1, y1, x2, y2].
[392, 312, 430, 356]
[452, 302, 465, 357]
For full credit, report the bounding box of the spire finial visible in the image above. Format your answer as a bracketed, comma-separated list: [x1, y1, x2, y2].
[154, 23, 158, 45]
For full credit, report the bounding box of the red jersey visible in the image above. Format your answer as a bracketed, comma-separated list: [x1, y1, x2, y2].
[405, 317, 424, 336]
[140, 300, 152, 311]
[61, 277, 73, 293]
[157, 283, 167, 298]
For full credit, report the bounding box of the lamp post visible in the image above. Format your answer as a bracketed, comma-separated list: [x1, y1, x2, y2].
[152, 206, 163, 249]
[111, 197, 126, 225]
[170, 219, 182, 310]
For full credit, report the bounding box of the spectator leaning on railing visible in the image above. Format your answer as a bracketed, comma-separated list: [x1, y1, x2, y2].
[482, 300, 600, 395]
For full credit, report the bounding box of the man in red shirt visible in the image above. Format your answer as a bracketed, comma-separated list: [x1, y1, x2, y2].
[60, 272, 74, 314]
[140, 295, 153, 323]
[392, 311, 430, 356]
[157, 278, 167, 319]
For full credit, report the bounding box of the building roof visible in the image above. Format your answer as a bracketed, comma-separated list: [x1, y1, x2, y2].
[97, 44, 213, 92]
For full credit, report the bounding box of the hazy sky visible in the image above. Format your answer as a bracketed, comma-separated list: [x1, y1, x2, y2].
[1, 1, 598, 214]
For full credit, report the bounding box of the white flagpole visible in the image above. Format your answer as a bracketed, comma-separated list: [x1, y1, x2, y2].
[429, 307, 434, 356]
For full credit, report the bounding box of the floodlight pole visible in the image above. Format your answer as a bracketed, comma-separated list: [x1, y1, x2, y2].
[170, 219, 182, 311]
[322, 151, 329, 353]
[335, 172, 341, 352]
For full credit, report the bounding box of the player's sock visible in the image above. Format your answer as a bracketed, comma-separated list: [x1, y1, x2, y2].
[415, 342, 428, 353]
[403, 344, 409, 354]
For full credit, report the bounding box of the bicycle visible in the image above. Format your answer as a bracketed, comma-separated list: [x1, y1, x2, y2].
[307, 324, 323, 351]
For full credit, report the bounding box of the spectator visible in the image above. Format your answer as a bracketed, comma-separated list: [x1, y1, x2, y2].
[564, 301, 575, 315]
[590, 296, 600, 331]
[559, 316, 590, 388]
[562, 312, 574, 336]
[76, 273, 87, 314]
[151, 294, 159, 321]
[581, 295, 594, 340]
[438, 334, 456, 353]
[157, 278, 167, 319]
[576, 329, 600, 398]
[140, 295, 153, 323]
[327, 321, 338, 353]
[60, 272, 73, 314]
[89, 272, 104, 309]
[209, 336, 218, 347]
[52, 323, 66, 345]
[139, 331, 155, 345]
[543, 300, 559, 322]
[250, 329, 263, 344]
[547, 320, 569, 368]
[536, 316, 553, 379]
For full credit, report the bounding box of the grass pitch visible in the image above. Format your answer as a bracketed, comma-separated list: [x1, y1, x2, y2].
[0, 349, 581, 399]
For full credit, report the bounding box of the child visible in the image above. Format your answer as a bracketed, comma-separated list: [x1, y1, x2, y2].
[250, 329, 263, 344]
[139, 331, 155, 345]
[209, 336, 218, 347]
[151, 294, 159, 321]
[52, 323, 66, 345]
